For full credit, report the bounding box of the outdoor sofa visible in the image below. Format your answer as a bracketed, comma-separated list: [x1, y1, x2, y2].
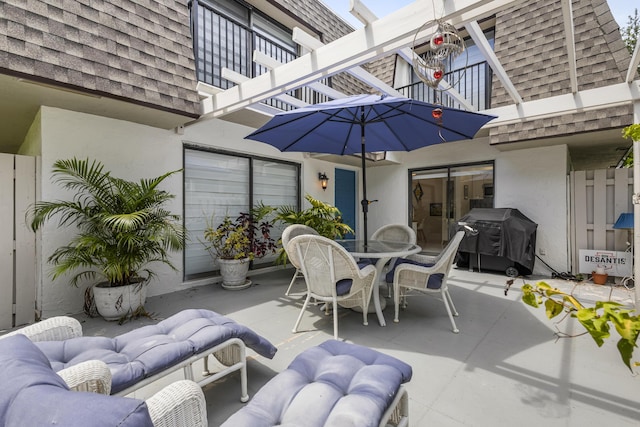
[221, 339, 412, 427]
[0, 310, 412, 427]
[2, 309, 277, 402]
[0, 333, 207, 427]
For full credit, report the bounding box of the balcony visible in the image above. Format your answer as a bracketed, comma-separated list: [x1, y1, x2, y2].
[191, 0, 330, 111]
[397, 61, 493, 110]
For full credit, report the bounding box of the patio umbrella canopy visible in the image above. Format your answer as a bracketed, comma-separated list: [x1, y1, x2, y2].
[245, 94, 496, 244]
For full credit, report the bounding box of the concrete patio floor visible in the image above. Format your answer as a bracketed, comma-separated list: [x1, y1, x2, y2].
[73, 267, 639, 426]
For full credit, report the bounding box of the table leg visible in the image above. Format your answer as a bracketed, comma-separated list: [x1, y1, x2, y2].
[372, 258, 390, 326]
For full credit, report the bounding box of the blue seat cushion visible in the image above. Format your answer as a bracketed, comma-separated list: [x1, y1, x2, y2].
[36, 309, 277, 394]
[336, 260, 373, 295]
[385, 258, 444, 289]
[221, 339, 412, 427]
[0, 334, 152, 427]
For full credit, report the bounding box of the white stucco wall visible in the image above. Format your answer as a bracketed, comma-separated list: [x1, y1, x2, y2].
[18, 109, 42, 157]
[495, 145, 570, 275]
[37, 107, 185, 316]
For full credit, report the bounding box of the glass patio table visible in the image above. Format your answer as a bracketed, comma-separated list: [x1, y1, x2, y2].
[336, 239, 422, 326]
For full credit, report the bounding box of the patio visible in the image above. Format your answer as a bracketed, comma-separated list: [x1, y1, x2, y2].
[73, 267, 639, 426]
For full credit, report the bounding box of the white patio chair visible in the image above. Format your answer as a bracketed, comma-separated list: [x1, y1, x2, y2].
[281, 224, 320, 296]
[371, 223, 417, 297]
[371, 223, 417, 245]
[287, 234, 377, 339]
[392, 230, 465, 333]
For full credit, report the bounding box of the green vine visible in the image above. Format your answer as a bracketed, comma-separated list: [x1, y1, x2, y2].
[516, 281, 640, 372]
[623, 123, 640, 142]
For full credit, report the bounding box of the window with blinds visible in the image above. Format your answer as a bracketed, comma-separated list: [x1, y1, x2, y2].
[184, 146, 300, 280]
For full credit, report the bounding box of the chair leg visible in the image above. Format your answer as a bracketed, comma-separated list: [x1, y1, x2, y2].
[386, 258, 397, 298]
[441, 288, 459, 333]
[284, 269, 301, 296]
[293, 294, 312, 333]
[361, 294, 369, 326]
[393, 284, 401, 323]
[332, 300, 339, 339]
[445, 288, 459, 317]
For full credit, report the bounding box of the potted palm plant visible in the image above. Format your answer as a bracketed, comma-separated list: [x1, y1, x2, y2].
[29, 158, 185, 321]
[202, 204, 277, 289]
[274, 194, 354, 265]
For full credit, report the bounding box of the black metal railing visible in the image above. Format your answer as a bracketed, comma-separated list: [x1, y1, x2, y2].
[190, 0, 330, 111]
[397, 61, 492, 110]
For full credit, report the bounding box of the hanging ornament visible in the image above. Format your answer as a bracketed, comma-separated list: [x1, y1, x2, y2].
[411, 2, 470, 143]
[412, 55, 446, 88]
[431, 32, 444, 47]
[411, 18, 468, 91]
[432, 103, 446, 142]
[429, 20, 464, 59]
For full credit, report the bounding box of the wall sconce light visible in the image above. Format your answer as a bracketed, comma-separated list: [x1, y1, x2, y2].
[318, 172, 329, 191]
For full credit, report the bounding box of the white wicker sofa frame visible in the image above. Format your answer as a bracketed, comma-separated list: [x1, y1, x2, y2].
[0, 333, 207, 427]
[3, 309, 277, 402]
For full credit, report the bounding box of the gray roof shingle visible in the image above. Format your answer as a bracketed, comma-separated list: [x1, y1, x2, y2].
[490, 0, 634, 144]
[1, 0, 200, 117]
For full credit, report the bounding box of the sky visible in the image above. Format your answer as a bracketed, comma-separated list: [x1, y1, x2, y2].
[319, 0, 637, 30]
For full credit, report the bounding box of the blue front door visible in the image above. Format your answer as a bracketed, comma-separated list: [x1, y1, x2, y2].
[334, 168, 356, 239]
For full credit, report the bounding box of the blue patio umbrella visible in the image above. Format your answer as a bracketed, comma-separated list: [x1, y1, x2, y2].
[245, 94, 496, 245]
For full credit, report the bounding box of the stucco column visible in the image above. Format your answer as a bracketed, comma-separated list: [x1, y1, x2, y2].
[633, 98, 640, 313]
[634, 139, 640, 313]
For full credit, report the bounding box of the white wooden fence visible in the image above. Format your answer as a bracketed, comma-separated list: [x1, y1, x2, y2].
[0, 154, 36, 329]
[570, 168, 634, 274]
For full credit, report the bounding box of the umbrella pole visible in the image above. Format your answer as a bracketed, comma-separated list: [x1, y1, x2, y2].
[360, 107, 368, 247]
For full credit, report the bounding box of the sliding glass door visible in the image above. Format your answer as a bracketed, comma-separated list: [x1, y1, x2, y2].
[410, 162, 493, 253]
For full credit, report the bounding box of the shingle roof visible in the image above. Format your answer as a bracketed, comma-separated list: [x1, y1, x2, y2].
[1, 0, 200, 117]
[489, 0, 634, 143]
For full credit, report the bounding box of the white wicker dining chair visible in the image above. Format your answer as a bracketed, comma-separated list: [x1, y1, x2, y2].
[281, 224, 320, 296]
[392, 230, 465, 333]
[287, 234, 377, 339]
[371, 223, 417, 245]
[371, 223, 417, 297]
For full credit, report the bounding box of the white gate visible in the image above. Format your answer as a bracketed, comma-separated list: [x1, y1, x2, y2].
[0, 154, 36, 329]
[570, 168, 633, 274]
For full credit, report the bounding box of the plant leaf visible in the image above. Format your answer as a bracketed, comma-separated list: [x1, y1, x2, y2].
[544, 298, 564, 319]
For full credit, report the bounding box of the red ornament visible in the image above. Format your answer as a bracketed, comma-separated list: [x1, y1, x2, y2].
[433, 69, 443, 79]
[432, 108, 443, 119]
[432, 33, 444, 46]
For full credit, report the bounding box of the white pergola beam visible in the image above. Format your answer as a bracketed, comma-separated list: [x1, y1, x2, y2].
[202, 0, 527, 118]
[627, 39, 640, 84]
[292, 27, 404, 97]
[222, 68, 309, 108]
[466, 21, 523, 104]
[560, 0, 578, 93]
[484, 81, 640, 127]
[349, 0, 377, 25]
[253, 50, 347, 99]
[196, 81, 222, 96]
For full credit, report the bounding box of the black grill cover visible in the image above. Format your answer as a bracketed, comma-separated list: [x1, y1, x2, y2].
[456, 208, 538, 274]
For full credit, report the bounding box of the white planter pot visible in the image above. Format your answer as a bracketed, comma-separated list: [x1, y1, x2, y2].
[92, 281, 148, 321]
[218, 258, 251, 290]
